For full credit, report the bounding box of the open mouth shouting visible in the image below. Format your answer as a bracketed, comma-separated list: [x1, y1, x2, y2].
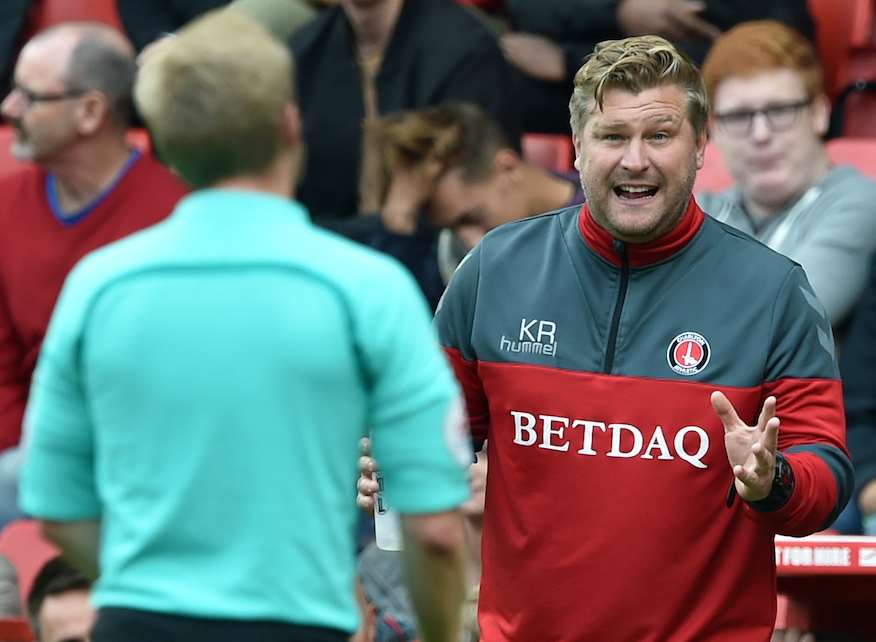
[614, 183, 659, 201]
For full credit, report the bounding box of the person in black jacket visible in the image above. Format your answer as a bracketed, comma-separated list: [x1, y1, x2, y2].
[501, 0, 814, 133]
[841, 254, 876, 535]
[290, 0, 521, 219]
[0, 0, 33, 94]
[117, 0, 328, 51]
[115, 0, 230, 52]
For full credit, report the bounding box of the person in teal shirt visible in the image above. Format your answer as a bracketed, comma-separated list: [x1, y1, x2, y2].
[19, 10, 470, 642]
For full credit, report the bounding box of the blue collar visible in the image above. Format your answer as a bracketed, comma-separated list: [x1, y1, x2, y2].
[46, 148, 142, 226]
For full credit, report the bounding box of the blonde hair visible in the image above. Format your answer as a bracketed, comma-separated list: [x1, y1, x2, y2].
[134, 9, 293, 187]
[569, 35, 708, 137]
[359, 103, 508, 214]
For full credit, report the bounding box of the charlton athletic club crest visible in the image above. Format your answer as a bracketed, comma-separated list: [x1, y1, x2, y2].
[667, 331, 711, 376]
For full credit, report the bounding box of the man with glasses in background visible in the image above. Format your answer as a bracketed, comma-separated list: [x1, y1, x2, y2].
[699, 20, 876, 333]
[0, 23, 186, 527]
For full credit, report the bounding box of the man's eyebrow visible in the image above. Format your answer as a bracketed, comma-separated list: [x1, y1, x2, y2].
[645, 114, 682, 127]
[593, 114, 681, 130]
[593, 121, 628, 130]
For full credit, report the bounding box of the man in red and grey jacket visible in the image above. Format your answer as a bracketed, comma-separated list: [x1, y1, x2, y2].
[431, 35, 851, 642]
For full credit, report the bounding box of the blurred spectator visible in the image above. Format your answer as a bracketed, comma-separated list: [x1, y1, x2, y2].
[357, 444, 487, 642]
[20, 10, 469, 642]
[841, 255, 876, 536]
[117, 0, 330, 49]
[361, 103, 580, 247]
[357, 546, 419, 642]
[291, 0, 521, 218]
[344, 102, 581, 306]
[351, 578, 378, 642]
[230, 0, 336, 39]
[0, 553, 21, 617]
[0, 23, 186, 528]
[26, 556, 93, 642]
[501, 0, 814, 134]
[698, 21, 876, 331]
[0, 1, 31, 95]
[116, 0, 228, 50]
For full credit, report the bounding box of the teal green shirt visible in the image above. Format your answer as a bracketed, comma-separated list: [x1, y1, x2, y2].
[20, 190, 470, 632]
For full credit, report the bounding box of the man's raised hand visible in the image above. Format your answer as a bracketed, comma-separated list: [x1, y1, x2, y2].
[711, 392, 780, 502]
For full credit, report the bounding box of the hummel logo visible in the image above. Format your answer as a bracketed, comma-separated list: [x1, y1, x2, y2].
[500, 318, 558, 357]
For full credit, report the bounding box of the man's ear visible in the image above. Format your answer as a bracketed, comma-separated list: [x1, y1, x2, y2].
[811, 93, 831, 138]
[572, 133, 582, 171]
[493, 148, 522, 181]
[75, 92, 109, 136]
[280, 102, 301, 147]
[695, 129, 707, 170]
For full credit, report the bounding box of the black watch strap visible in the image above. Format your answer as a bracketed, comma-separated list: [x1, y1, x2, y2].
[724, 452, 795, 512]
[749, 452, 795, 512]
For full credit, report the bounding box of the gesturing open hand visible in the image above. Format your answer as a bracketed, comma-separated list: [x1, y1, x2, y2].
[710, 391, 780, 502]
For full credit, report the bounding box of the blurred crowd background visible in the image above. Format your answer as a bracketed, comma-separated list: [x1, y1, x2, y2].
[0, 1, 873, 641]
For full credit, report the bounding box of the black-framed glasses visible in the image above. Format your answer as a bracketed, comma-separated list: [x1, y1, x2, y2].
[10, 82, 87, 108]
[713, 98, 813, 136]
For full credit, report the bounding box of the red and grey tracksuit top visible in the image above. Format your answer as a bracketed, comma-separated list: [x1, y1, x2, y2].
[434, 198, 853, 642]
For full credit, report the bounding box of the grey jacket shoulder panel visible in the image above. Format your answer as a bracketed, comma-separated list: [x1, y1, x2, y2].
[438, 204, 836, 387]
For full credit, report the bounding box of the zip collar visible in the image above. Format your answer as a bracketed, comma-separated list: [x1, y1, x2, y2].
[578, 197, 705, 268]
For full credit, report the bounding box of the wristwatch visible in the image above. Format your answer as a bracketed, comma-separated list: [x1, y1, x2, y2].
[725, 452, 795, 512]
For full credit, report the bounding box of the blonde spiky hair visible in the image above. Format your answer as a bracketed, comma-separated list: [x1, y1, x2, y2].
[569, 35, 708, 137]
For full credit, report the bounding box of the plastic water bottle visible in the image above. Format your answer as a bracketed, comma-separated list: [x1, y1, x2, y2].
[373, 471, 403, 551]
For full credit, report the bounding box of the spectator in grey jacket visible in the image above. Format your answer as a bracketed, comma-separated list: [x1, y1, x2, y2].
[698, 21, 876, 331]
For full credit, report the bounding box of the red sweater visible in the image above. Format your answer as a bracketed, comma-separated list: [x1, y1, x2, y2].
[0, 152, 187, 451]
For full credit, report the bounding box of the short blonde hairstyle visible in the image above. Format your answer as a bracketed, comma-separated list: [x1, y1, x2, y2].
[134, 9, 293, 188]
[569, 35, 708, 138]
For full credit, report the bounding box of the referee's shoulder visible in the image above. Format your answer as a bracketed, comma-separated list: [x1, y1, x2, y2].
[305, 223, 423, 296]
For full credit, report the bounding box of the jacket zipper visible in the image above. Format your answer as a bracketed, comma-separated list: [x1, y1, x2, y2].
[603, 240, 629, 374]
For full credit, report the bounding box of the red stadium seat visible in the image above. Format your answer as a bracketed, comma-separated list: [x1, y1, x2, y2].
[25, 0, 124, 38]
[0, 128, 26, 178]
[521, 133, 574, 173]
[693, 142, 734, 194]
[811, 0, 876, 136]
[808, 0, 873, 99]
[0, 520, 58, 608]
[0, 618, 34, 641]
[826, 137, 876, 179]
[832, 79, 876, 138]
[126, 128, 151, 153]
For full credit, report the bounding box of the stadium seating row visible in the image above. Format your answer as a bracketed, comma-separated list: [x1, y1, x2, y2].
[809, 0, 876, 136]
[12, 0, 876, 138]
[23, 0, 123, 40]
